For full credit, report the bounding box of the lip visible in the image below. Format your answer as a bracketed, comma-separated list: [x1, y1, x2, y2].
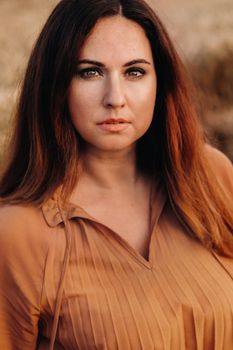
[97, 118, 131, 132]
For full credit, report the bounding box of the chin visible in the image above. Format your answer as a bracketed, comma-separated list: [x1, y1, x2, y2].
[88, 140, 136, 153]
[99, 145, 134, 152]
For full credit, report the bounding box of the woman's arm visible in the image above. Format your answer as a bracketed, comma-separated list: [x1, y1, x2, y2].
[0, 205, 51, 350]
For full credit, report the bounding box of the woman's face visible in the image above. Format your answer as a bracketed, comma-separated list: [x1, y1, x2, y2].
[68, 15, 157, 154]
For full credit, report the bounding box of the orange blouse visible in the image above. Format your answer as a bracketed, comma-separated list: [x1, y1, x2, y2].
[0, 146, 233, 350]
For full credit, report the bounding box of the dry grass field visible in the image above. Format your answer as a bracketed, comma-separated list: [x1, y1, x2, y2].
[0, 0, 59, 165]
[0, 0, 232, 164]
[155, 0, 233, 160]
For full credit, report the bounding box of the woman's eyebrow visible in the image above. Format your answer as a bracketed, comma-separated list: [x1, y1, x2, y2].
[123, 59, 151, 67]
[77, 59, 105, 67]
[77, 59, 151, 67]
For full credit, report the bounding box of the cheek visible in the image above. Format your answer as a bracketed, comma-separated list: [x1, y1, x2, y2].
[69, 96, 84, 123]
[135, 80, 157, 122]
[68, 80, 103, 121]
[68, 85, 93, 126]
[145, 76, 157, 107]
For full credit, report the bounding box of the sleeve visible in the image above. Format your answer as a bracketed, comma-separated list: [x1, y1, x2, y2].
[0, 206, 46, 350]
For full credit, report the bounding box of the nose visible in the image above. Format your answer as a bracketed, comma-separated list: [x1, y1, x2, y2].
[102, 73, 126, 109]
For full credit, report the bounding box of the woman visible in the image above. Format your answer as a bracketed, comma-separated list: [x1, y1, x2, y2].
[0, 0, 233, 349]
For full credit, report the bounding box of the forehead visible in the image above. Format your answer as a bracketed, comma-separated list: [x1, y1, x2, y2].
[78, 15, 153, 63]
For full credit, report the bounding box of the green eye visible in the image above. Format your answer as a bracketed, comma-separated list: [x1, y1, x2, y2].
[77, 68, 102, 79]
[126, 67, 145, 78]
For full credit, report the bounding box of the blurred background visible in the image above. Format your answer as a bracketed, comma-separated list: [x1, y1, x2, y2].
[0, 0, 232, 165]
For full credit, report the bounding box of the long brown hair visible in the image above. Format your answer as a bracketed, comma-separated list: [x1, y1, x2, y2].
[0, 0, 232, 256]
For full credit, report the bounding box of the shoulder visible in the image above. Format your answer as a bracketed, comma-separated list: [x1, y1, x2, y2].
[0, 202, 43, 225]
[205, 144, 232, 168]
[0, 203, 50, 246]
[0, 203, 63, 310]
[204, 144, 233, 196]
[0, 203, 56, 275]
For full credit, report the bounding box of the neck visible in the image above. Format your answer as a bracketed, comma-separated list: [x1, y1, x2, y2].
[79, 145, 139, 189]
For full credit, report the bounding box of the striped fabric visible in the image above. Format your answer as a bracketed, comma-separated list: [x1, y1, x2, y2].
[0, 147, 233, 349]
[39, 188, 233, 349]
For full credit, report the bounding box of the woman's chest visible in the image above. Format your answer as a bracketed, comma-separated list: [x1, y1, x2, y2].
[44, 223, 233, 350]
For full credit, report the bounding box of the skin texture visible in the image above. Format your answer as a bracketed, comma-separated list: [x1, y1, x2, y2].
[68, 15, 157, 154]
[68, 15, 157, 257]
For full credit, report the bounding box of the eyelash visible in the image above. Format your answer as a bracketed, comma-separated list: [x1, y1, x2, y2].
[126, 67, 146, 79]
[77, 68, 103, 79]
[76, 67, 146, 80]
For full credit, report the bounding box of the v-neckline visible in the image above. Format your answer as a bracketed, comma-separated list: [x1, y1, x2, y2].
[42, 180, 167, 269]
[68, 181, 167, 269]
